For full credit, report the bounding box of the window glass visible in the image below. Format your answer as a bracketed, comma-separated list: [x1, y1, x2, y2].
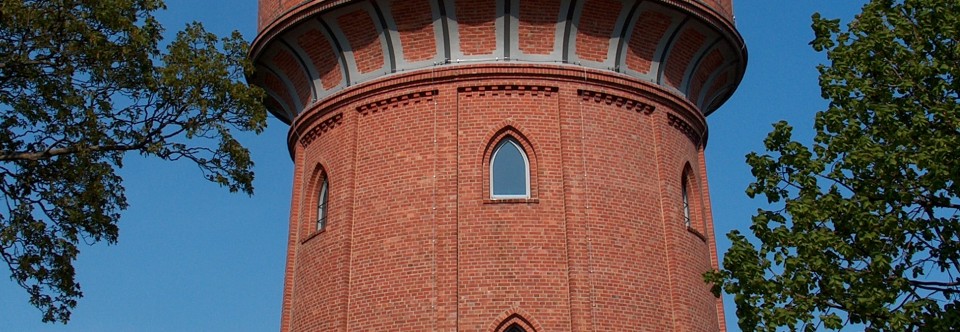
[317, 177, 329, 231]
[682, 176, 691, 227]
[491, 137, 529, 198]
[505, 324, 527, 332]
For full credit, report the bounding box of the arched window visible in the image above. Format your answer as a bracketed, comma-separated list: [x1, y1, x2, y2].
[505, 324, 527, 332]
[491, 312, 538, 332]
[490, 137, 530, 199]
[317, 175, 329, 231]
[681, 174, 691, 228]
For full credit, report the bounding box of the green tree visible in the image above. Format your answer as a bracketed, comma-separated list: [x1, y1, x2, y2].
[0, 0, 265, 323]
[706, 0, 960, 330]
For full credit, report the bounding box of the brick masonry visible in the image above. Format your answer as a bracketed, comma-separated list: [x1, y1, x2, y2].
[625, 9, 674, 75]
[336, 8, 385, 75]
[517, 0, 560, 55]
[391, 0, 438, 62]
[250, 0, 746, 123]
[574, 0, 621, 63]
[296, 28, 343, 91]
[251, 0, 745, 331]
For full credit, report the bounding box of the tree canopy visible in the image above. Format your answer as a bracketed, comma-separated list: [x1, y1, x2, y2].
[0, 0, 265, 323]
[707, 0, 960, 330]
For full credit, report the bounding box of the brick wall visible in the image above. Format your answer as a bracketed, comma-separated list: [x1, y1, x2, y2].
[625, 10, 673, 74]
[258, 0, 735, 35]
[251, 0, 746, 122]
[688, 49, 725, 103]
[391, 0, 438, 62]
[289, 109, 356, 331]
[272, 48, 313, 107]
[663, 27, 706, 91]
[337, 8, 385, 75]
[278, 65, 724, 331]
[456, 0, 498, 56]
[517, 0, 561, 55]
[574, 0, 621, 63]
[252, 1, 744, 331]
[297, 28, 343, 91]
[456, 85, 571, 331]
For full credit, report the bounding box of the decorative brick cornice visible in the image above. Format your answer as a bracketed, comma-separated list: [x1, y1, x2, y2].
[253, 0, 746, 124]
[356, 89, 438, 115]
[578, 89, 656, 114]
[298, 112, 343, 146]
[667, 113, 701, 145]
[458, 85, 558, 97]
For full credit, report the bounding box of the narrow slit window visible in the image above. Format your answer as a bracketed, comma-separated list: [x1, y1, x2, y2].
[491, 137, 530, 199]
[317, 176, 329, 231]
[682, 175, 691, 228]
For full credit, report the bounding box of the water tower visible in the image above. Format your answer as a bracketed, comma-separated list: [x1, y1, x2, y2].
[249, 0, 745, 330]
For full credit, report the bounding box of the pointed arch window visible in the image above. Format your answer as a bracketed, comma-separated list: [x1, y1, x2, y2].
[681, 174, 691, 228]
[317, 175, 329, 231]
[491, 137, 530, 199]
[505, 324, 527, 332]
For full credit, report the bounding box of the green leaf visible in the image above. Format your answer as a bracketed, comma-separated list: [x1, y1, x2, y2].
[0, 0, 266, 323]
[716, 0, 960, 330]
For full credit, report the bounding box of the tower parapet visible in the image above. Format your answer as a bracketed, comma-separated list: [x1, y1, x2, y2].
[250, 0, 744, 124]
[250, 1, 745, 331]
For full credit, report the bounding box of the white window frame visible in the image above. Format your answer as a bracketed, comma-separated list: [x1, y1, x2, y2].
[490, 137, 531, 199]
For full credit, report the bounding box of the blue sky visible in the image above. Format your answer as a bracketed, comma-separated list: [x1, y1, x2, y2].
[0, 1, 867, 330]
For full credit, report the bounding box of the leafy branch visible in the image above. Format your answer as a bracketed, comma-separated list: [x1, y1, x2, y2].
[0, 0, 265, 323]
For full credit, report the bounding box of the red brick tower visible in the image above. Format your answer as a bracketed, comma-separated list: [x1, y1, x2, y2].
[249, 0, 745, 330]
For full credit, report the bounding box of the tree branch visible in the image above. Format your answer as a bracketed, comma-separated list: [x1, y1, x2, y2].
[0, 143, 146, 162]
[908, 279, 960, 288]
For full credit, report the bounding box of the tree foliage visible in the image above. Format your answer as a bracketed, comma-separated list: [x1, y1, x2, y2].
[0, 0, 265, 323]
[707, 0, 960, 330]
